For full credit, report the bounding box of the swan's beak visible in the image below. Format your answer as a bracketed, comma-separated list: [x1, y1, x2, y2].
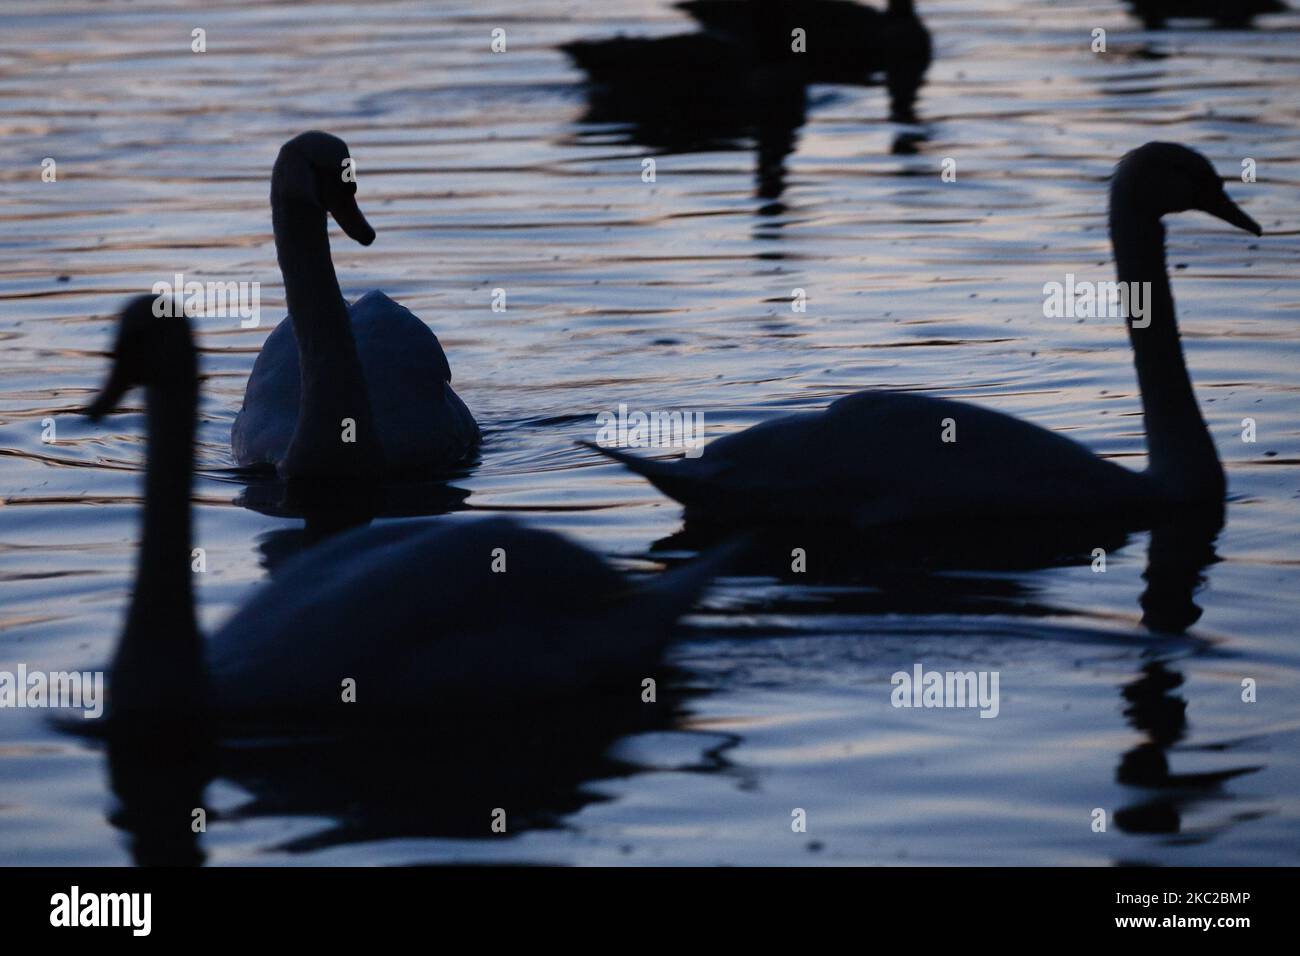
[85, 363, 129, 422]
[332, 194, 376, 246]
[1205, 191, 1262, 236]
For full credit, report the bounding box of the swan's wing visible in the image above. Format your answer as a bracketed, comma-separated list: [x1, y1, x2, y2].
[806, 391, 1147, 520]
[348, 291, 479, 474]
[349, 290, 451, 383]
[231, 316, 300, 469]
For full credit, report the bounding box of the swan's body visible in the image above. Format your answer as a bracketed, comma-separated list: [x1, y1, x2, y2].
[562, 32, 810, 204]
[1125, 0, 1287, 29]
[87, 298, 727, 724]
[209, 516, 712, 716]
[232, 131, 478, 481]
[232, 290, 477, 476]
[676, 0, 932, 87]
[563, 0, 929, 126]
[592, 391, 1153, 527]
[560, 32, 807, 132]
[561, 33, 758, 85]
[590, 143, 1262, 528]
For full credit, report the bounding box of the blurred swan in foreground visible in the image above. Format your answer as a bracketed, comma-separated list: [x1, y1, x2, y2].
[232, 131, 479, 481]
[87, 298, 733, 725]
[588, 143, 1262, 528]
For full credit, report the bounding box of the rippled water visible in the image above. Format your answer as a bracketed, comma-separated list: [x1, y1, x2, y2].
[2, 0, 1299, 865]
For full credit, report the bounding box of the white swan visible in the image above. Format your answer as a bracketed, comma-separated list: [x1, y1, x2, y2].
[232, 131, 478, 481]
[588, 143, 1262, 527]
[88, 298, 729, 723]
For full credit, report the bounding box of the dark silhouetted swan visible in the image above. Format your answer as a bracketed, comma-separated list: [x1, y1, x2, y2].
[560, 2, 932, 212]
[232, 131, 479, 481]
[1124, 0, 1287, 30]
[677, 0, 931, 99]
[88, 298, 731, 724]
[562, 31, 808, 206]
[588, 143, 1262, 528]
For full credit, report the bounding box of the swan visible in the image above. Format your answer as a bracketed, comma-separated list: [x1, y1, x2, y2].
[562, 30, 809, 206]
[232, 131, 479, 481]
[88, 297, 732, 724]
[675, 0, 932, 90]
[1124, 0, 1287, 30]
[586, 143, 1262, 528]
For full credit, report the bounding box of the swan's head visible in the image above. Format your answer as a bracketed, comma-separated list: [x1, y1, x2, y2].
[272, 131, 375, 246]
[1113, 142, 1262, 236]
[85, 296, 197, 420]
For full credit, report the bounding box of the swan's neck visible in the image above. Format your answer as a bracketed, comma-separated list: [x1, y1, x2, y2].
[115, 380, 206, 714]
[272, 197, 383, 477]
[1110, 203, 1224, 502]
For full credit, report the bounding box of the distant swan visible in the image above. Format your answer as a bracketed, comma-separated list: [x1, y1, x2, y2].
[1124, 0, 1287, 30]
[676, 0, 932, 90]
[89, 298, 730, 723]
[232, 131, 479, 481]
[588, 143, 1262, 528]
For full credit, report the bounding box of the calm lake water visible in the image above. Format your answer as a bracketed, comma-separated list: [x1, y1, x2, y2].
[2, 0, 1298, 865]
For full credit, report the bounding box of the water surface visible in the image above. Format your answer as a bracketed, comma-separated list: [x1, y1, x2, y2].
[1, 0, 1299, 865]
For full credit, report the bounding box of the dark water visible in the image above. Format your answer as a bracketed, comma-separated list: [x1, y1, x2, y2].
[1, 0, 1299, 864]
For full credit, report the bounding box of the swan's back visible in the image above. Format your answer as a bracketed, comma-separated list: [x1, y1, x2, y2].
[209, 517, 676, 717]
[232, 291, 478, 475]
[562, 33, 748, 76]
